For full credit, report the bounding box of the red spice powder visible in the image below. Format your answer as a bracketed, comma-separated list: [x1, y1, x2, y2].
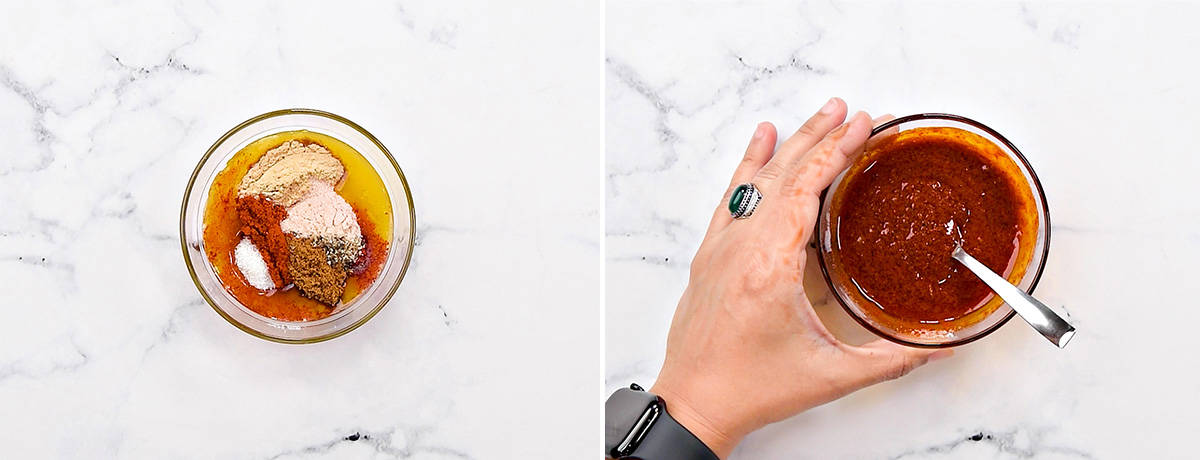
[236, 195, 292, 286]
[350, 203, 389, 288]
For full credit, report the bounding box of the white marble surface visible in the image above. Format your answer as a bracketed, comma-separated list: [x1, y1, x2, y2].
[608, 2, 1199, 459]
[0, 1, 601, 458]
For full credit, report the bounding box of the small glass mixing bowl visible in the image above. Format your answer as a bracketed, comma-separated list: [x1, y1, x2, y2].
[816, 113, 1050, 347]
[180, 109, 415, 343]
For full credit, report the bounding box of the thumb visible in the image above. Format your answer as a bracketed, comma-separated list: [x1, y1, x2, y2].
[837, 340, 952, 389]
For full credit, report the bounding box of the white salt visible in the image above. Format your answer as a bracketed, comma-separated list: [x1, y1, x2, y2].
[235, 237, 275, 290]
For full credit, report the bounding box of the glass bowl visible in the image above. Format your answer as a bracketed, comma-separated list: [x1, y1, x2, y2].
[180, 109, 415, 343]
[816, 113, 1050, 348]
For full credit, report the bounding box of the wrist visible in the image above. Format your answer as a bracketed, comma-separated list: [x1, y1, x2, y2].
[650, 384, 742, 459]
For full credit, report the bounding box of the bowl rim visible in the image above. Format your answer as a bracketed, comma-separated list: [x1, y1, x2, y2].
[815, 112, 1051, 348]
[178, 108, 417, 344]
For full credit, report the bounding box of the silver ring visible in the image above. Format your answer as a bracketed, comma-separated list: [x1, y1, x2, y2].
[728, 183, 762, 219]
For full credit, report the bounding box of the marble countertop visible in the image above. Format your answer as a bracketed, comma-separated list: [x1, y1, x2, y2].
[0, 1, 600, 458]
[607, 2, 1199, 459]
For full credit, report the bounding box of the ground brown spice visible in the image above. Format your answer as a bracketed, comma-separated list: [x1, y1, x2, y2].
[236, 195, 291, 286]
[287, 235, 348, 306]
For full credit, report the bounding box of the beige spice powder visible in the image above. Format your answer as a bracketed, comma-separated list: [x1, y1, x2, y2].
[238, 140, 345, 206]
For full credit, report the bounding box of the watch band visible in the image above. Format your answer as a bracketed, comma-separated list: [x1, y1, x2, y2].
[629, 399, 720, 460]
[606, 384, 720, 460]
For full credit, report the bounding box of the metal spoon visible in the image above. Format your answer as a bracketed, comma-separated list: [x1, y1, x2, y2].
[951, 246, 1076, 348]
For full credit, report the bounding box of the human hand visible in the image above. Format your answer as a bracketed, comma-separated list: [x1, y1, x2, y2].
[651, 98, 953, 458]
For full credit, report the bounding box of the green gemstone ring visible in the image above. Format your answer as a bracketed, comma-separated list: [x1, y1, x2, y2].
[728, 183, 762, 219]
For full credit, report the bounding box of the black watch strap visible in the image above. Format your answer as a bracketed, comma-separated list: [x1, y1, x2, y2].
[630, 400, 720, 460]
[606, 384, 720, 460]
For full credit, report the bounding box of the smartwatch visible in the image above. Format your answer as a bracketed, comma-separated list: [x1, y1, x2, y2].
[604, 383, 720, 460]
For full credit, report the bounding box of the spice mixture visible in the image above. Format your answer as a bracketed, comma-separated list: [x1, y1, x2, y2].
[202, 130, 392, 321]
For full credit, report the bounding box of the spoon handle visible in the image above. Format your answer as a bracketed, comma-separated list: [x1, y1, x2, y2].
[952, 247, 1076, 348]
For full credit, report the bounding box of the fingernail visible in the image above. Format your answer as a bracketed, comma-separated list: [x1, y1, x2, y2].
[752, 122, 766, 139]
[929, 349, 954, 362]
[820, 97, 839, 114]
